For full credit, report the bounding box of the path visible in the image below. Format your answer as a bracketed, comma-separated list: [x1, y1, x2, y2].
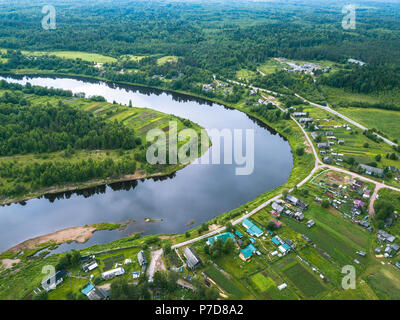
[171, 78, 400, 250]
[294, 93, 398, 147]
[146, 249, 165, 281]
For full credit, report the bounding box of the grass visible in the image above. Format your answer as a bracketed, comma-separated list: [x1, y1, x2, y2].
[157, 56, 178, 66]
[250, 272, 275, 292]
[336, 107, 400, 142]
[20, 50, 117, 63]
[204, 265, 244, 298]
[282, 262, 326, 298]
[282, 203, 370, 266]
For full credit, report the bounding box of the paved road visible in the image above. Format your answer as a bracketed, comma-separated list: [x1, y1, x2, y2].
[294, 93, 398, 147]
[172, 79, 400, 250]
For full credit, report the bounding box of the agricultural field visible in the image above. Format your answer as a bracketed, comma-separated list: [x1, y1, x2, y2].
[281, 261, 327, 298]
[156, 56, 178, 66]
[18, 50, 117, 63]
[336, 107, 400, 142]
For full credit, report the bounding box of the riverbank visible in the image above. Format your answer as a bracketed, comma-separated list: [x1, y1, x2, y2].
[0, 71, 312, 251]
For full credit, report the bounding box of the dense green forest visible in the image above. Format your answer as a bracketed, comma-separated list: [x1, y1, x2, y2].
[1, 0, 400, 100]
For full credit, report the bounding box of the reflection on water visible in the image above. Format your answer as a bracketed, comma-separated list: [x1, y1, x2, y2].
[0, 75, 293, 253]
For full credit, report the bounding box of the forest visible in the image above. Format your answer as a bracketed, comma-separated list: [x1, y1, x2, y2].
[0, 93, 139, 156]
[0, 0, 400, 100]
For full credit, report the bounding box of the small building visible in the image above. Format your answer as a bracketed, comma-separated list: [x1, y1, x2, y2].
[354, 200, 365, 208]
[359, 164, 384, 177]
[390, 244, 400, 252]
[293, 112, 307, 117]
[306, 220, 315, 228]
[81, 283, 109, 300]
[317, 142, 330, 150]
[357, 251, 366, 257]
[183, 247, 202, 270]
[207, 232, 236, 245]
[82, 260, 98, 272]
[323, 156, 332, 164]
[294, 212, 305, 221]
[272, 202, 285, 214]
[311, 132, 319, 140]
[299, 118, 314, 124]
[272, 220, 282, 229]
[138, 250, 147, 267]
[286, 194, 299, 206]
[235, 230, 243, 238]
[338, 139, 345, 145]
[239, 244, 257, 261]
[277, 283, 287, 291]
[278, 244, 291, 255]
[271, 237, 281, 246]
[41, 270, 66, 292]
[242, 218, 264, 237]
[101, 267, 125, 280]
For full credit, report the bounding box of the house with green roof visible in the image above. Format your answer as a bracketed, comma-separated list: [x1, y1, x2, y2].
[242, 218, 264, 237]
[207, 232, 236, 246]
[239, 244, 257, 261]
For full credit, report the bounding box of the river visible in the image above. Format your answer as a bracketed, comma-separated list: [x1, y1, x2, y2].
[0, 75, 293, 253]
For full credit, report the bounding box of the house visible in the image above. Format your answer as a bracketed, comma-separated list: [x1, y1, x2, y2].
[293, 112, 307, 117]
[242, 218, 264, 237]
[183, 247, 202, 270]
[207, 232, 236, 245]
[138, 250, 147, 267]
[338, 139, 345, 145]
[271, 237, 281, 246]
[278, 244, 291, 255]
[239, 244, 257, 261]
[377, 230, 396, 243]
[311, 132, 319, 140]
[270, 211, 280, 219]
[41, 270, 66, 292]
[277, 283, 287, 291]
[294, 212, 305, 221]
[131, 271, 141, 279]
[299, 118, 314, 124]
[359, 164, 384, 177]
[354, 200, 365, 208]
[391, 244, 400, 252]
[357, 251, 366, 257]
[271, 220, 282, 229]
[271, 202, 285, 214]
[235, 230, 243, 238]
[306, 220, 315, 228]
[101, 267, 125, 280]
[384, 246, 393, 257]
[82, 260, 98, 272]
[323, 156, 332, 164]
[374, 248, 381, 254]
[286, 194, 299, 206]
[285, 239, 296, 249]
[317, 142, 330, 150]
[81, 283, 109, 300]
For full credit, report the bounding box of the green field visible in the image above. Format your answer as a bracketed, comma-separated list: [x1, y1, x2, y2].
[19, 50, 117, 63]
[337, 107, 400, 142]
[250, 272, 275, 292]
[282, 262, 326, 298]
[157, 55, 178, 66]
[205, 265, 244, 298]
